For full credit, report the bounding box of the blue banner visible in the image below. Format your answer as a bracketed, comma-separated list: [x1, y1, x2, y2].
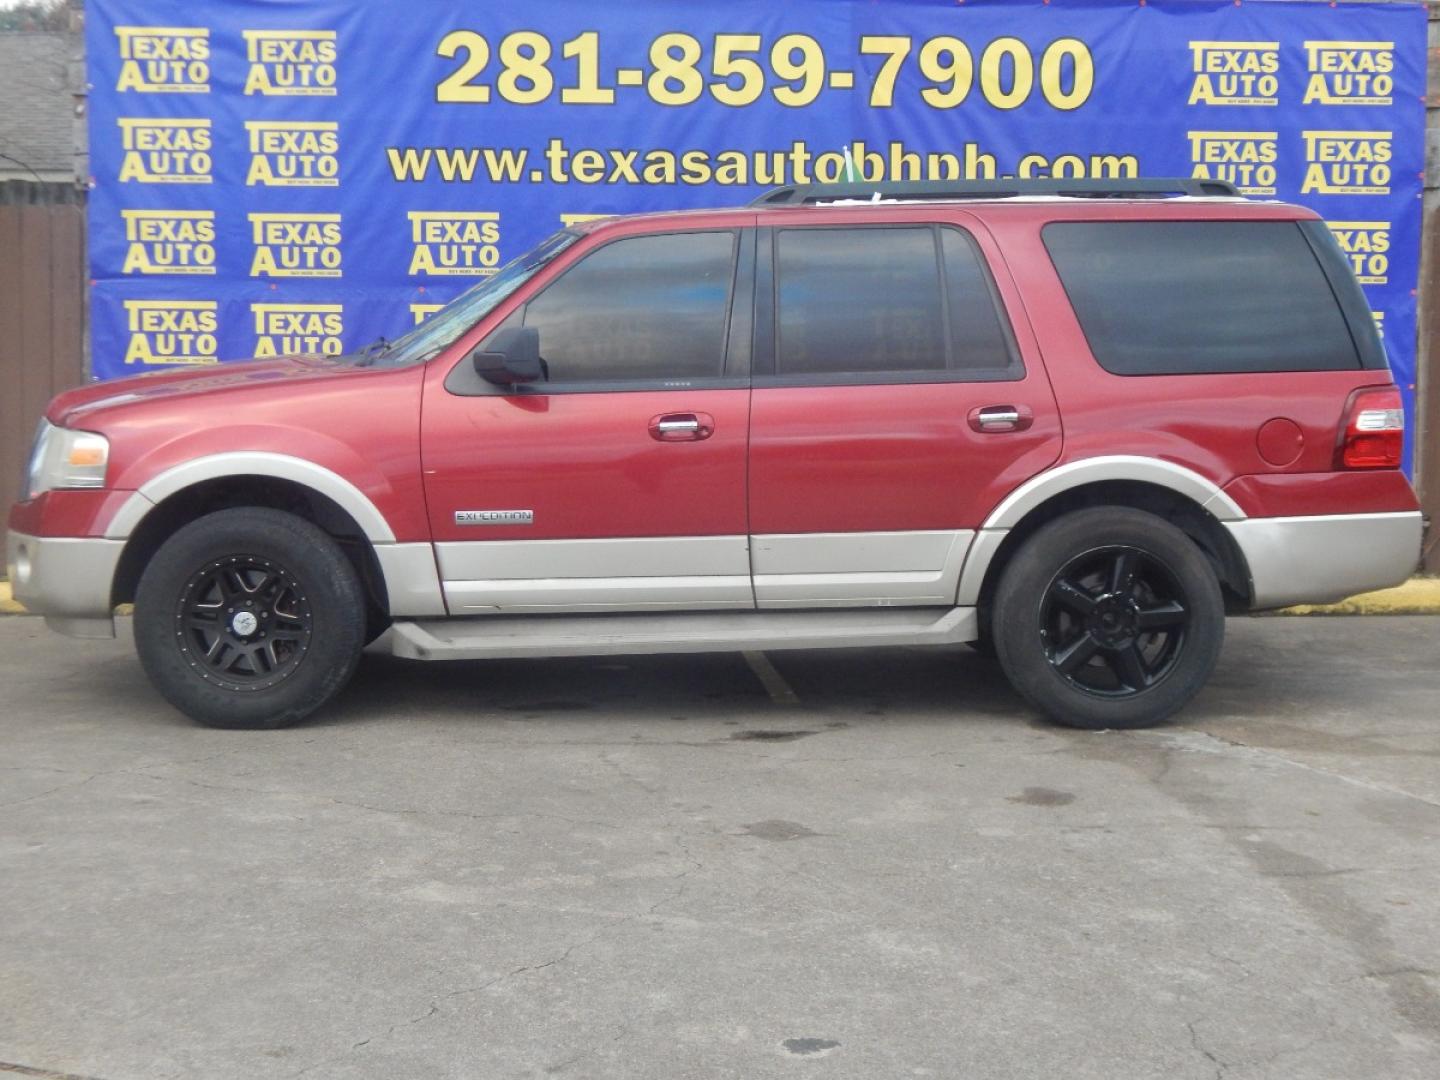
[84, 0, 1427, 467]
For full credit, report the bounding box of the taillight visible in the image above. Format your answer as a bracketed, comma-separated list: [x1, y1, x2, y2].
[1338, 386, 1404, 469]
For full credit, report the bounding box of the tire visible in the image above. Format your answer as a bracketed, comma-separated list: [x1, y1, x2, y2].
[992, 507, 1224, 730]
[134, 507, 366, 729]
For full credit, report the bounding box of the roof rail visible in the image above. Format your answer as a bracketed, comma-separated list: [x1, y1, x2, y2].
[750, 177, 1242, 206]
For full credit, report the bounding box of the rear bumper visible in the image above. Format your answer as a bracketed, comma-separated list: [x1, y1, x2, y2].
[1224, 511, 1422, 610]
[5, 529, 124, 638]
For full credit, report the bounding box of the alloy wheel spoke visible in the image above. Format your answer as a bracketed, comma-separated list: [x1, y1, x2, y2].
[240, 570, 275, 597]
[218, 645, 249, 675]
[1136, 601, 1187, 630]
[1053, 632, 1101, 675]
[1108, 642, 1150, 690]
[218, 569, 246, 600]
[1109, 550, 1139, 597]
[1050, 578, 1098, 616]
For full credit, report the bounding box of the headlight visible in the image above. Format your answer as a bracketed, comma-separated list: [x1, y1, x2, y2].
[25, 421, 110, 500]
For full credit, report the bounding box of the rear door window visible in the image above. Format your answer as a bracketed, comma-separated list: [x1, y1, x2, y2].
[1042, 220, 1368, 375]
[770, 225, 1018, 383]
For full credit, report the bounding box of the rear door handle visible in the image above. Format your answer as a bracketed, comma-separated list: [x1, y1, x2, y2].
[649, 412, 715, 442]
[968, 404, 1033, 433]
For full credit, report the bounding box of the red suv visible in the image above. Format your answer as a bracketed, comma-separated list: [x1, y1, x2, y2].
[7, 178, 1421, 730]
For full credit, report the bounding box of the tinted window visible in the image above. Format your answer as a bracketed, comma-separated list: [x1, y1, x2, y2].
[777, 227, 945, 376]
[774, 226, 1015, 380]
[1043, 221, 1361, 375]
[1298, 219, 1389, 370]
[942, 228, 1017, 372]
[522, 231, 735, 384]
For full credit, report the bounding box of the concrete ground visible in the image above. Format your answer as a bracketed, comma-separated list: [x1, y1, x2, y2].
[1, 615, 1438, 1080]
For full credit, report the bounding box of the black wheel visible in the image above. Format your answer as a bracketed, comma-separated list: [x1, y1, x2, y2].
[992, 507, 1224, 730]
[134, 508, 366, 729]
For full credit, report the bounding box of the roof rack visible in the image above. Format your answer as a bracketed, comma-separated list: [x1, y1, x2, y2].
[750, 177, 1242, 206]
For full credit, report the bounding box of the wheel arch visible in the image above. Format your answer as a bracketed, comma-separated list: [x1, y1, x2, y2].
[962, 471, 1254, 622]
[109, 472, 391, 618]
[106, 452, 397, 543]
[983, 456, 1246, 529]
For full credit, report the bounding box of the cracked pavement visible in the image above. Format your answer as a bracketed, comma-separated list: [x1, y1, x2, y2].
[1, 614, 1438, 1079]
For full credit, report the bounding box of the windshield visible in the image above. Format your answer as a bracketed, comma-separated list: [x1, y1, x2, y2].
[357, 229, 579, 367]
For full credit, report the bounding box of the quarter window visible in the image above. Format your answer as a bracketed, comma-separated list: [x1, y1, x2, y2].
[1043, 221, 1363, 375]
[521, 231, 736, 384]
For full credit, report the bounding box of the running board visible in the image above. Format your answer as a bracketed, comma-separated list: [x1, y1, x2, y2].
[387, 606, 978, 661]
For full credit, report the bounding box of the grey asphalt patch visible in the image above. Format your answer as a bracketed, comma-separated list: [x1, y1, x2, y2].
[1, 615, 1438, 1079]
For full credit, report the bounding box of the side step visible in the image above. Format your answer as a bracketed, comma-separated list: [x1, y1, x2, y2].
[388, 606, 978, 662]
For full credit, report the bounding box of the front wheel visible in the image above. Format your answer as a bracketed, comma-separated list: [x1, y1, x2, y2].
[134, 508, 367, 729]
[992, 507, 1225, 730]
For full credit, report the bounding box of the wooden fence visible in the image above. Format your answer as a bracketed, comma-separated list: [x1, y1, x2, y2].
[0, 184, 86, 514]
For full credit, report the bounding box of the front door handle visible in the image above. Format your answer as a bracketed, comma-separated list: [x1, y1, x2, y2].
[649, 412, 715, 442]
[968, 404, 1034, 433]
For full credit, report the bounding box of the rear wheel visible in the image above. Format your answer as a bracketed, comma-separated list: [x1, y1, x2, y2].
[134, 508, 366, 729]
[992, 507, 1224, 730]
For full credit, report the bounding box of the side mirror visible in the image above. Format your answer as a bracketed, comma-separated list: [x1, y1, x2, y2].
[471, 326, 543, 386]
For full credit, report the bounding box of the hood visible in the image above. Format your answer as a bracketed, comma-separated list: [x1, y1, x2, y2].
[50, 355, 363, 427]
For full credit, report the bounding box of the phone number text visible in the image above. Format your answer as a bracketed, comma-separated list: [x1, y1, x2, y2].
[435, 31, 1095, 111]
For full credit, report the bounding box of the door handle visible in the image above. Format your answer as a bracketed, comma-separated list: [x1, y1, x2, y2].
[968, 404, 1033, 433]
[649, 412, 715, 442]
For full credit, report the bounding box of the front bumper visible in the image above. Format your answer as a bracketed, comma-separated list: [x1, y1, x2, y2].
[1224, 511, 1423, 610]
[6, 529, 125, 638]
